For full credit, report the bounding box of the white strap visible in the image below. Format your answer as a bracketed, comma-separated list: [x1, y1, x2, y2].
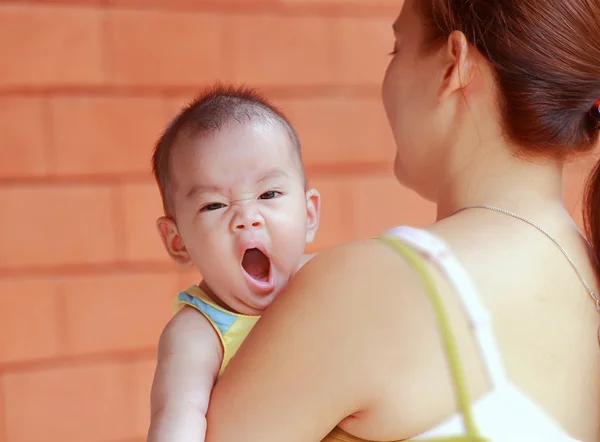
[384, 226, 508, 388]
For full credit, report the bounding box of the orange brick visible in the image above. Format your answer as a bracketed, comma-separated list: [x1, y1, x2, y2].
[0, 97, 48, 178]
[332, 17, 394, 85]
[305, 175, 352, 252]
[35, 0, 103, 3]
[118, 182, 172, 262]
[230, 15, 332, 86]
[277, 97, 395, 167]
[349, 174, 436, 239]
[282, 0, 398, 3]
[0, 185, 116, 268]
[110, 0, 276, 4]
[0, 5, 103, 87]
[50, 96, 170, 176]
[127, 359, 157, 437]
[0, 278, 61, 364]
[2, 363, 134, 442]
[36, 0, 104, 2]
[105, 10, 226, 86]
[0, 381, 5, 442]
[62, 271, 177, 355]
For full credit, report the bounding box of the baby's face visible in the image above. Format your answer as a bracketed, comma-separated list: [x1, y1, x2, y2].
[164, 120, 319, 315]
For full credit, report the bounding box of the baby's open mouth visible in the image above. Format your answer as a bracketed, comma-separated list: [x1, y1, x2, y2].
[241, 248, 270, 282]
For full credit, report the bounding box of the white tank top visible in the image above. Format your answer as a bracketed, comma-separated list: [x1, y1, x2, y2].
[384, 226, 582, 442]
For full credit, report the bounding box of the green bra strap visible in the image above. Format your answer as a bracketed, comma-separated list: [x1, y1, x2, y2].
[379, 235, 481, 438]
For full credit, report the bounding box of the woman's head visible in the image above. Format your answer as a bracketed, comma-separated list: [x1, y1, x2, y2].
[383, 0, 600, 278]
[382, 0, 600, 199]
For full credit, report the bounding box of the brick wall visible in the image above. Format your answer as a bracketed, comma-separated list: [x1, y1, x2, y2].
[0, 2, 592, 442]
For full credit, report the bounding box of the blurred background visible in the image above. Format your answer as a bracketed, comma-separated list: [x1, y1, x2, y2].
[0, 1, 594, 441]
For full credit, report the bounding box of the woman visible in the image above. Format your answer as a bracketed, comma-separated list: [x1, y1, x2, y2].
[204, 0, 600, 440]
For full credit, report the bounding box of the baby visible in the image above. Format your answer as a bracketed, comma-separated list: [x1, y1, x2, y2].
[146, 84, 321, 442]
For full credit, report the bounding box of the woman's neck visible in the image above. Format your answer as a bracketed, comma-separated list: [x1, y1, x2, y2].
[436, 145, 565, 221]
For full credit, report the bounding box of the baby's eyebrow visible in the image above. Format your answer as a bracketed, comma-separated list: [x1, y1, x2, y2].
[186, 184, 221, 198]
[257, 167, 290, 184]
[186, 168, 290, 199]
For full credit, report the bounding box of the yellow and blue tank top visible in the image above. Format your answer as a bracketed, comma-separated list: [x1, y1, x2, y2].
[174, 284, 260, 376]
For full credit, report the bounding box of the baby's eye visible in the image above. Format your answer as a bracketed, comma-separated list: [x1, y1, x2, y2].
[259, 191, 282, 200]
[201, 202, 226, 212]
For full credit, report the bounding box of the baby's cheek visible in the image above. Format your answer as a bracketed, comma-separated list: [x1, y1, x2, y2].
[281, 238, 308, 271]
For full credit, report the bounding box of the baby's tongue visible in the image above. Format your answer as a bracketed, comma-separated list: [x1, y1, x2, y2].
[242, 248, 270, 282]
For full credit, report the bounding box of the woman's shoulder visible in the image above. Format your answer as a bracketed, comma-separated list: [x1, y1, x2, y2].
[280, 236, 435, 328]
[296, 237, 422, 292]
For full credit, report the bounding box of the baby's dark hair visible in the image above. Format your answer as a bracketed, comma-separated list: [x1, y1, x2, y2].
[152, 83, 304, 217]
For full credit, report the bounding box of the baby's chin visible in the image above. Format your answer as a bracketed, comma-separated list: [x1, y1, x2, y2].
[229, 293, 275, 316]
[233, 277, 290, 315]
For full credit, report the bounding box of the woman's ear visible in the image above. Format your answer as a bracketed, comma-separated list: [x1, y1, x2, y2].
[438, 30, 475, 102]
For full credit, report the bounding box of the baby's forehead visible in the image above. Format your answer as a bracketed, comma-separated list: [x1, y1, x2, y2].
[175, 120, 299, 165]
[169, 124, 304, 190]
[182, 118, 293, 149]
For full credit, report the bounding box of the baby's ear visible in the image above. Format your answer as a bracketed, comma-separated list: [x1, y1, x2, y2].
[304, 189, 321, 244]
[156, 216, 193, 268]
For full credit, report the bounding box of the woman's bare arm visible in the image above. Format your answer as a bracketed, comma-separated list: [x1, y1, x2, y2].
[204, 239, 442, 442]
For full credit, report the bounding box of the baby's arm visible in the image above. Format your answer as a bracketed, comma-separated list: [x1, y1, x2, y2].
[147, 306, 223, 442]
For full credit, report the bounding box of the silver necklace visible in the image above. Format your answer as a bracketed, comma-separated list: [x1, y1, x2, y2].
[451, 205, 600, 313]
